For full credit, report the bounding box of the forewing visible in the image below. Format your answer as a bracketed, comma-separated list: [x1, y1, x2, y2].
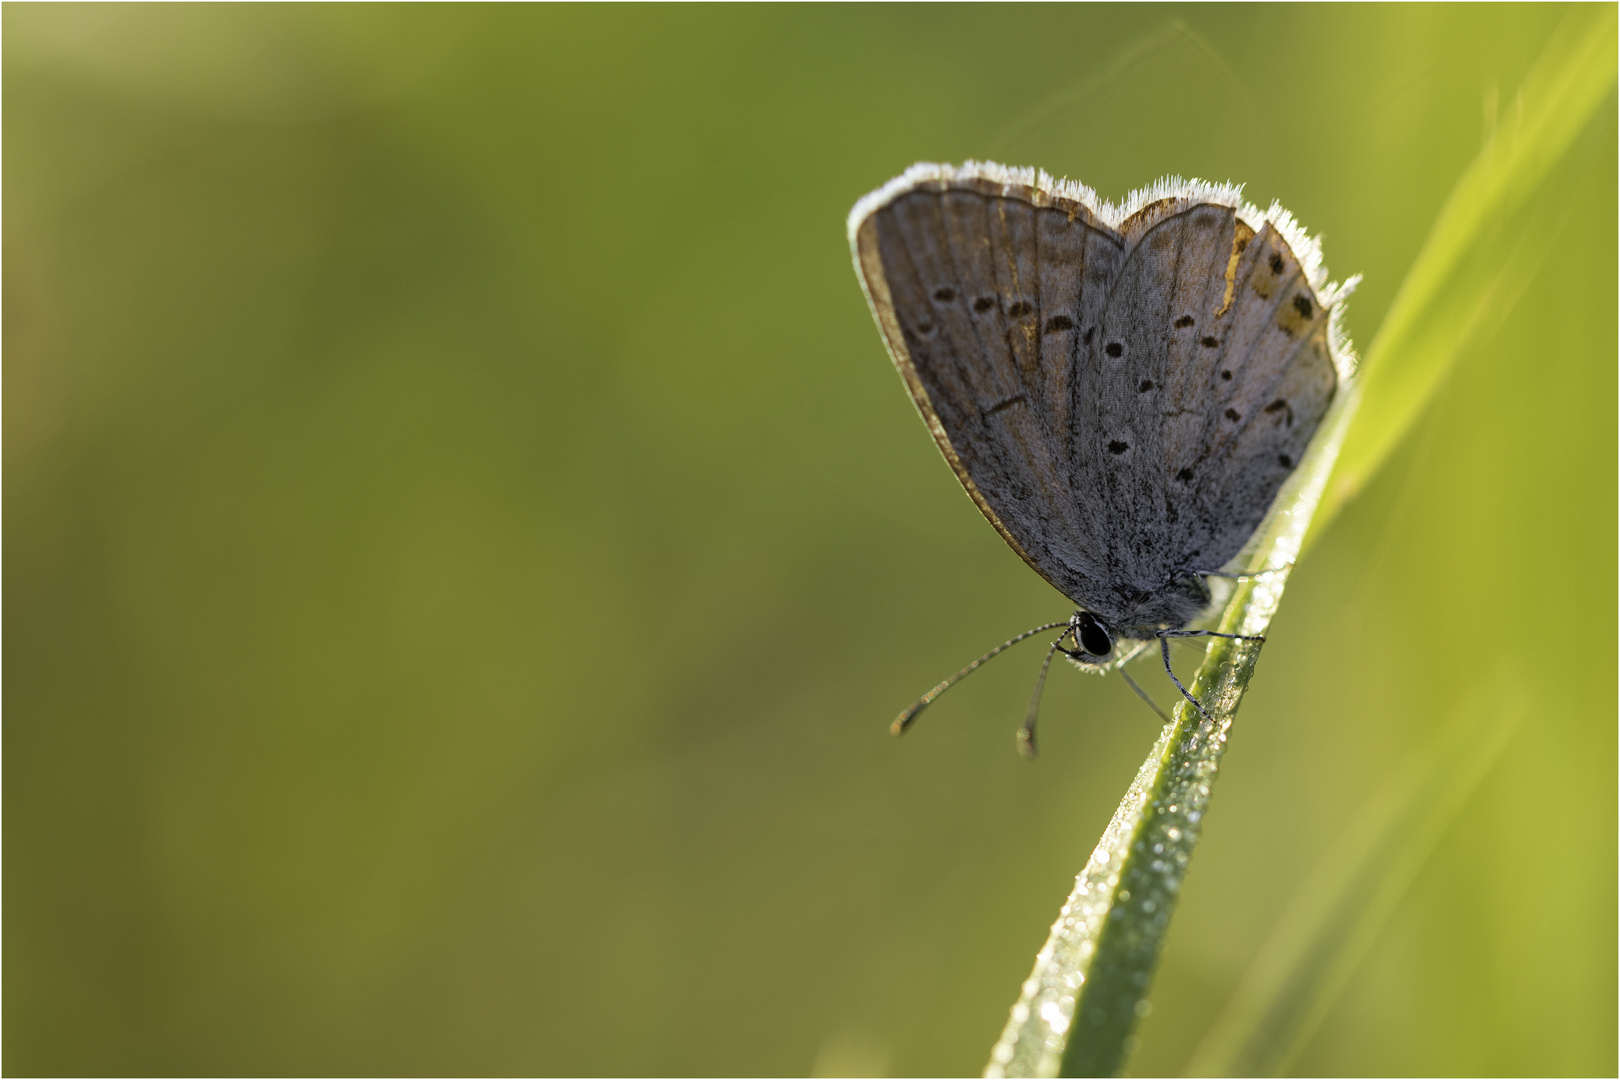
[852, 180, 1124, 602]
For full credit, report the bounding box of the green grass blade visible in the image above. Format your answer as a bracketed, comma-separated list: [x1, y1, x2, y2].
[1307, 4, 1618, 548]
[984, 11, 1615, 1077]
[1183, 690, 1525, 1077]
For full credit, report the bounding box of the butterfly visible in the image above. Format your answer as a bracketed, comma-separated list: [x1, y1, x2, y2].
[848, 162, 1354, 755]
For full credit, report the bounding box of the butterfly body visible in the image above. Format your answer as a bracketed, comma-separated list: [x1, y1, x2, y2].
[851, 163, 1348, 652]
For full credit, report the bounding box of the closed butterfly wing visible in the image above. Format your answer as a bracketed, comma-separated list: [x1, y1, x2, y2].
[850, 168, 1125, 605]
[850, 162, 1350, 638]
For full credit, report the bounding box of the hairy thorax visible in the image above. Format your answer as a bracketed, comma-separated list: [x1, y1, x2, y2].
[1089, 571, 1212, 640]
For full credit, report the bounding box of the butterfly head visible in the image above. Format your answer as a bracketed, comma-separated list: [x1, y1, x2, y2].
[1063, 610, 1116, 667]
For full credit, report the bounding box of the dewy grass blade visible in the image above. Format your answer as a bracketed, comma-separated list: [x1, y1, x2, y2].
[984, 11, 1616, 1078]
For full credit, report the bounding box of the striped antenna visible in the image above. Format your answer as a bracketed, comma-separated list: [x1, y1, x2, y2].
[890, 622, 1069, 737]
[1017, 636, 1067, 759]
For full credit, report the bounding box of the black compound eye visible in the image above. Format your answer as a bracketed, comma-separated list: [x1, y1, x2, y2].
[1077, 612, 1113, 656]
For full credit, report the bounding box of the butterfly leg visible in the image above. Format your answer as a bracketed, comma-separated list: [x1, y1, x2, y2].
[1049, 622, 1168, 724]
[1158, 635, 1212, 721]
[1157, 628, 1267, 643]
[1119, 665, 1172, 724]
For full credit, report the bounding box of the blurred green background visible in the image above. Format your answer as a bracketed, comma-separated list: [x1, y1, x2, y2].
[6, 4, 1614, 1075]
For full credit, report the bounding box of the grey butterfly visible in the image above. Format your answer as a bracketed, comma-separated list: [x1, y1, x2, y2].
[848, 161, 1355, 754]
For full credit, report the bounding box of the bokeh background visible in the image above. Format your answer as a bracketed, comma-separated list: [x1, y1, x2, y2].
[6, 5, 1614, 1076]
